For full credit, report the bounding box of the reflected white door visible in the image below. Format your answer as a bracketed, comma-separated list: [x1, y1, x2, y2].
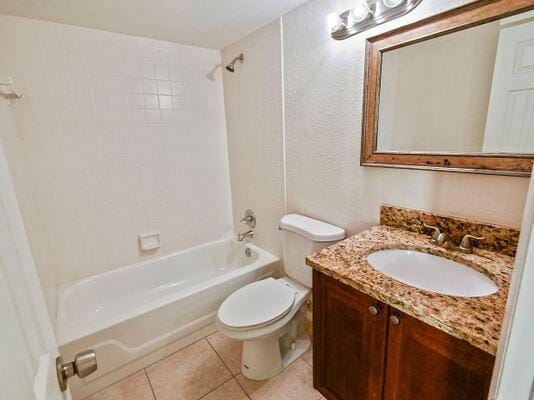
[483, 14, 534, 153]
[0, 140, 67, 399]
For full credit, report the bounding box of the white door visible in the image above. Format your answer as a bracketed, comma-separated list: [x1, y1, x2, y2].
[483, 13, 534, 153]
[0, 138, 67, 399]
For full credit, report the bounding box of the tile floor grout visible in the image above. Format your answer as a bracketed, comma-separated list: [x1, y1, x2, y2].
[205, 336, 234, 377]
[143, 368, 158, 400]
[233, 375, 253, 400]
[205, 336, 253, 399]
[83, 369, 145, 400]
[87, 333, 317, 400]
[196, 376, 239, 400]
[302, 352, 313, 367]
[144, 336, 208, 372]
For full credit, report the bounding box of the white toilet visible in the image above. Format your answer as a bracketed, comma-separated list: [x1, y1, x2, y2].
[216, 214, 345, 380]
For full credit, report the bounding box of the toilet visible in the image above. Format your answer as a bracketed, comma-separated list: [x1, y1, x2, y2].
[216, 214, 345, 380]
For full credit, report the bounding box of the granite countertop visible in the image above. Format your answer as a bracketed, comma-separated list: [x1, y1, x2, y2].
[306, 225, 515, 355]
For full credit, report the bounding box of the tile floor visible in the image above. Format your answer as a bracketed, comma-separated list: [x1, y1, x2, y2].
[86, 332, 324, 400]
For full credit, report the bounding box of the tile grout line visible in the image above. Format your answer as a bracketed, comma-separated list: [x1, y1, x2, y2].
[196, 375, 235, 400]
[144, 368, 158, 400]
[83, 369, 146, 399]
[143, 336, 209, 372]
[205, 336, 235, 377]
[145, 337, 229, 400]
[205, 336, 252, 399]
[302, 351, 313, 368]
[234, 374, 253, 400]
[86, 337, 209, 399]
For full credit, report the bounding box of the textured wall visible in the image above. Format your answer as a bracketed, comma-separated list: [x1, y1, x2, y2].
[0, 15, 233, 299]
[222, 20, 286, 258]
[282, 0, 529, 236]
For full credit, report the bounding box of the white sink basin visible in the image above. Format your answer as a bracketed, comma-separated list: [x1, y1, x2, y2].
[366, 250, 498, 297]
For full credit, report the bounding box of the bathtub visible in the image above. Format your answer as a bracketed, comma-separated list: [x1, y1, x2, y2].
[57, 239, 279, 399]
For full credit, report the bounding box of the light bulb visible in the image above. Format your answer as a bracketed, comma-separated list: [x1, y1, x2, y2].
[325, 13, 345, 33]
[382, 0, 405, 8]
[350, 0, 371, 23]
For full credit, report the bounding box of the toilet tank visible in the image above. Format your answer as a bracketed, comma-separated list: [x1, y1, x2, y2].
[280, 214, 345, 288]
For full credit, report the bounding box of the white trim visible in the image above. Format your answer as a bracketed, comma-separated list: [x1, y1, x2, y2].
[0, 99, 65, 399]
[489, 167, 534, 399]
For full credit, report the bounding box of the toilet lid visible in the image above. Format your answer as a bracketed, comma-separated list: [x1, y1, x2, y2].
[218, 278, 296, 329]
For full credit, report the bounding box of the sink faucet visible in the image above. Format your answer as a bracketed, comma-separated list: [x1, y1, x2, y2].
[237, 230, 254, 242]
[423, 223, 484, 253]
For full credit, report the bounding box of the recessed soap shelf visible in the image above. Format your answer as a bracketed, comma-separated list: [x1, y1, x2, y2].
[138, 231, 161, 251]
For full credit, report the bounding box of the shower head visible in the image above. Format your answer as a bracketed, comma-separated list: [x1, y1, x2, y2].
[225, 53, 244, 73]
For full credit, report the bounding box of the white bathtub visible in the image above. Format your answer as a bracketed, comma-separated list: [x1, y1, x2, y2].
[57, 239, 279, 399]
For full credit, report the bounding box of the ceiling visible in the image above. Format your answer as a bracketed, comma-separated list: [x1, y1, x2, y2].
[0, 0, 309, 49]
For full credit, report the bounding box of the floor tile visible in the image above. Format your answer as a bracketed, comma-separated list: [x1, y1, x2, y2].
[301, 346, 313, 366]
[146, 339, 232, 400]
[200, 379, 249, 400]
[86, 370, 155, 400]
[206, 331, 242, 375]
[236, 359, 325, 400]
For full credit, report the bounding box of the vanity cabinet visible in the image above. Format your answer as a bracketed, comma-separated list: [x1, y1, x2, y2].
[313, 271, 495, 400]
[313, 270, 388, 400]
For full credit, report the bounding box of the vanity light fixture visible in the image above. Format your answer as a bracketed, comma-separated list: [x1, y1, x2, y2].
[349, 0, 372, 23]
[382, 0, 405, 8]
[327, 0, 422, 40]
[326, 12, 346, 33]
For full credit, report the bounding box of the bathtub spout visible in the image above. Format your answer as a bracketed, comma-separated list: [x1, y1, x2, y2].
[237, 230, 254, 242]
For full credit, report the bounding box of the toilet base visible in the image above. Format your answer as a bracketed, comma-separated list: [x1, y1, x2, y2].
[240, 309, 310, 380]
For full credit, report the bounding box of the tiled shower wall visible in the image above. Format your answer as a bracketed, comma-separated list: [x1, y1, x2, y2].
[0, 15, 233, 319]
[222, 20, 286, 259]
[0, 96, 58, 315]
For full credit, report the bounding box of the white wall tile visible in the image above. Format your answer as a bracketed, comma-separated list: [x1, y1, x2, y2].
[0, 15, 234, 310]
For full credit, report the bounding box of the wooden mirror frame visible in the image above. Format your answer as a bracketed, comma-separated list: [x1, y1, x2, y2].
[361, 0, 534, 177]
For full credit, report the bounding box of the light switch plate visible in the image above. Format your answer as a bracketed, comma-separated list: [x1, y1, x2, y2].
[138, 231, 160, 251]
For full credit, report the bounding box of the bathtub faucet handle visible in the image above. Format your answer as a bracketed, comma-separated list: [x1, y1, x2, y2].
[240, 209, 256, 228]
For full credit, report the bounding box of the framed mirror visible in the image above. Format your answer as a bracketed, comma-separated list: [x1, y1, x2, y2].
[361, 0, 534, 176]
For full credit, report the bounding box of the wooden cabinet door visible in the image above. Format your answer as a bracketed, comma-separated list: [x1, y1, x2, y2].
[384, 310, 495, 400]
[313, 271, 388, 400]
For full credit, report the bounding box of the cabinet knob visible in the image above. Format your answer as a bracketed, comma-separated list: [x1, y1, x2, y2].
[389, 315, 401, 325]
[368, 305, 380, 315]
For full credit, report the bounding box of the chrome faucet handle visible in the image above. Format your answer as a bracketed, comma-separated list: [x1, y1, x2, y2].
[240, 209, 256, 228]
[459, 234, 484, 253]
[422, 222, 441, 241]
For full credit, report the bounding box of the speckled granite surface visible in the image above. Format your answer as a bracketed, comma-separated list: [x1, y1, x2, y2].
[306, 225, 515, 355]
[381, 204, 520, 257]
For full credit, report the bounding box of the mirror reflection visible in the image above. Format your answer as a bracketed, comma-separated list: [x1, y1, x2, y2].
[377, 11, 534, 154]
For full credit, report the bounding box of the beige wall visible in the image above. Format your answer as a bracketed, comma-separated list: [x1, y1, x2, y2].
[0, 15, 233, 318]
[378, 21, 500, 152]
[281, 0, 529, 236]
[222, 0, 530, 263]
[222, 20, 285, 258]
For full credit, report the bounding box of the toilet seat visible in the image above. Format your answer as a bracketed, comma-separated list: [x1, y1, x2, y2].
[217, 278, 296, 330]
